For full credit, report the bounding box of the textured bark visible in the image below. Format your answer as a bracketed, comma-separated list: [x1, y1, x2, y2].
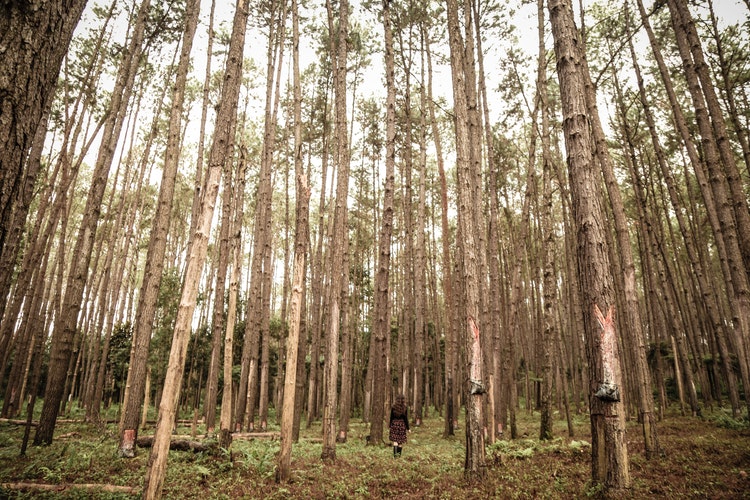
[536, 0, 556, 442]
[0, 107, 54, 418]
[413, 41, 428, 428]
[470, 0, 501, 442]
[320, 0, 350, 463]
[368, 0, 396, 447]
[277, 2, 308, 475]
[581, 20, 660, 460]
[623, 4, 740, 416]
[0, 0, 87, 297]
[548, 0, 629, 490]
[634, 0, 729, 417]
[669, 0, 750, 273]
[337, 253, 353, 442]
[204, 163, 234, 433]
[446, 0, 486, 480]
[424, 29, 456, 438]
[35, 0, 150, 447]
[236, 1, 285, 432]
[219, 151, 247, 449]
[118, 0, 201, 457]
[665, 0, 750, 416]
[141, 0, 248, 496]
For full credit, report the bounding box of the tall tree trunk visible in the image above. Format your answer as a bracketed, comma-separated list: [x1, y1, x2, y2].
[118, 0, 201, 457]
[446, 0, 486, 480]
[141, 0, 248, 496]
[424, 28, 456, 438]
[548, 0, 629, 491]
[320, 0, 350, 462]
[219, 148, 247, 448]
[0, 0, 88, 294]
[536, 0, 556, 442]
[580, 15, 659, 460]
[623, 3, 740, 417]
[635, 0, 738, 416]
[186, 0, 216, 255]
[369, 0, 396, 448]
[277, 0, 309, 473]
[35, 0, 151, 446]
[259, 2, 288, 432]
[665, 0, 750, 413]
[413, 37, 428, 428]
[236, 1, 285, 431]
[668, 0, 750, 273]
[205, 158, 235, 433]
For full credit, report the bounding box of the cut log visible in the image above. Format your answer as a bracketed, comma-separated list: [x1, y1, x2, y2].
[0, 419, 36, 426]
[1, 482, 138, 494]
[136, 436, 214, 452]
[230, 432, 280, 440]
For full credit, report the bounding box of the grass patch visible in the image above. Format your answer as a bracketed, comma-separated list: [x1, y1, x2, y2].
[0, 405, 748, 498]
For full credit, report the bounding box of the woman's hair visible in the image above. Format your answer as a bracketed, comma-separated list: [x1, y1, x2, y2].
[392, 394, 407, 416]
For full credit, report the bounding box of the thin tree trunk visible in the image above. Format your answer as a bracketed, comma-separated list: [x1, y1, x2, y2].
[219, 149, 247, 448]
[205, 160, 234, 433]
[35, 0, 151, 446]
[320, 0, 350, 462]
[536, 0, 556, 442]
[118, 0, 201, 457]
[665, 0, 750, 414]
[277, 0, 308, 473]
[140, 0, 248, 496]
[369, 0, 396, 448]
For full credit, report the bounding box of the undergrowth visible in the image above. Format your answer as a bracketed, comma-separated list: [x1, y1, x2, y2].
[0, 404, 747, 498]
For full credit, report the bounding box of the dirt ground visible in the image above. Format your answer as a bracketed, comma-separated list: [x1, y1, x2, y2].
[0, 405, 748, 498]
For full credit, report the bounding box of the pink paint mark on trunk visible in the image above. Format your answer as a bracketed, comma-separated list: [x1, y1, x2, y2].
[469, 316, 484, 394]
[594, 304, 620, 402]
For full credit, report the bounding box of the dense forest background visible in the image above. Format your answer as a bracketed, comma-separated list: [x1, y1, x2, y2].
[0, 0, 749, 496]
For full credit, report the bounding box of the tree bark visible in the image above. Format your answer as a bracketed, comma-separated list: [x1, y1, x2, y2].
[580, 16, 660, 461]
[204, 161, 234, 433]
[141, 0, 248, 496]
[547, 0, 629, 490]
[320, 0, 350, 463]
[118, 0, 201, 457]
[369, 0, 397, 448]
[665, 0, 750, 415]
[277, 0, 308, 476]
[445, 0, 486, 480]
[35, 0, 150, 447]
[536, 0, 556, 442]
[219, 149, 247, 449]
[0, 0, 88, 296]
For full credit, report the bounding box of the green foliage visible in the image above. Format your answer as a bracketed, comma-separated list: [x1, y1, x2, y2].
[148, 267, 182, 384]
[706, 408, 749, 430]
[1, 407, 748, 498]
[107, 322, 133, 404]
[234, 440, 280, 479]
[568, 439, 591, 452]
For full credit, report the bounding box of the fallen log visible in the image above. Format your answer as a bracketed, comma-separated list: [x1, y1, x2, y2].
[1, 482, 138, 495]
[231, 432, 280, 440]
[57, 432, 80, 440]
[0, 419, 36, 426]
[136, 436, 215, 452]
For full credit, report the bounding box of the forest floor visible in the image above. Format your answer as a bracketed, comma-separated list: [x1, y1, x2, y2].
[0, 403, 748, 499]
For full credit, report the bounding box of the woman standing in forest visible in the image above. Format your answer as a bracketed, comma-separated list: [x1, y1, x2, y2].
[389, 394, 410, 457]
